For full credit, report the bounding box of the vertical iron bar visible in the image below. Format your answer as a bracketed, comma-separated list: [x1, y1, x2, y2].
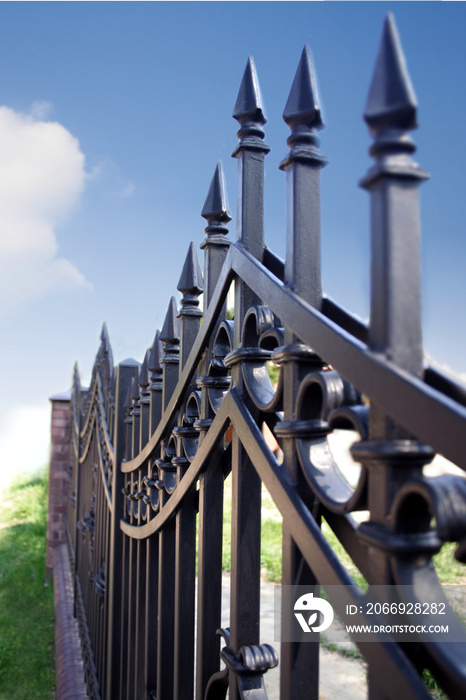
[277, 45, 327, 700]
[106, 359, 138, 700]
[119, 390, 132, 700]
[195, 464, 224, 700]
[146, 330, 163, 698]
[134, 358, 149, 700]
[70, 363, 82, 560]
[352, 12, 431, 571]
[229, 56, 270, 700]
[156, 299, 180, 700]
[102, 490, 110, 700]
[352, 15, 431, 697]
[96, 471, 103, 688]
[173, 244, 204, 699]
[196, 166, 231, 700]
[127, 378, 141, 700]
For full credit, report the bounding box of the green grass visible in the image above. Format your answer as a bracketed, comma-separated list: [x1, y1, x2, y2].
[222, 478, 283, 582]
[0, 471, 55, 700]
[433, 542, 466, 583]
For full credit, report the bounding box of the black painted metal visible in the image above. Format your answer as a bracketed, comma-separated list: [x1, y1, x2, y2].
[66, 14, 466, 700]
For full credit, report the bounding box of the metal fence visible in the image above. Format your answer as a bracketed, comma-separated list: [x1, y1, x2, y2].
[66, 14, 466, 700]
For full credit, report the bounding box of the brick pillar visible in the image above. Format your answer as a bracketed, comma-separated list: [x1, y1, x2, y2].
[46, 391, 71, 578]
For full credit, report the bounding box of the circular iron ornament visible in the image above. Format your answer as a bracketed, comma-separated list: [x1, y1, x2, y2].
[156, 436, 177, 495]
[294, 371, 368, 513]
[143, 468, 160, 513]
[124, 479, 132, 517]
[139, 488, 147, 521]
[231, 305, 284, 412]
[180, 393, 202, 462]
[391, 473, 466, 542]
[172, 424, 196, 479]
[197, 321, 234, 415]
[128, 483, 140, 521]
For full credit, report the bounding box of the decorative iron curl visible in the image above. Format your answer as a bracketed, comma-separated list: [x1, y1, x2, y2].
[285, 369, 368, 513]
[197, 320, 234, 416]
[205, 627, 279, 700]
[390, 474, 466, 562]
[155, 435, 178, 495]
[232, 305, 284, 413]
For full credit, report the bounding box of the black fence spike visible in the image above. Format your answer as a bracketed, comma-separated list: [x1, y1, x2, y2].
[138, 350, 149, 389]
[201, 161, 231, 224]
[130, 375, 140, 402]
[177, 241, 204, 296]
[283, 44, 324, 132]
[160, 296, 180, 343]
[148, 330, 163, 373]
[100, 321, 109, 344]
[364, 12, 418, 134]
[232, 56, 266, 126]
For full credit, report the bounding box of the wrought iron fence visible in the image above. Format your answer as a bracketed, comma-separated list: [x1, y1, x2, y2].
[66, 14, 466, 700]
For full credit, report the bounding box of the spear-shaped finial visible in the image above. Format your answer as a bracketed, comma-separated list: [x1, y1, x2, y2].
[359, 13, 428, 406]
[138, 350, 151, 444]
[283, 45, 324, 134]
[124, 382, 133, 419]
[100, 323, 111, 364]
[233, 56, 266, 126]
[201, 162, 231, 225]
[139, 350, 150, 392]
[148, 330, 163, 434]
[160, 296, 180, 345]
[100, 321, 109, 344]
[232, 57, 270, 158]
[364, 13, 417, 136]
[130, 375, 140, 403]
[232, 56, 270, 325]
[280, 44, 327, 174]
[160, 297, 180, 408]
[177, 242, 203, 367]
[148, 329, 163, 376]
[200, 162, 231, 308]
[177, 241, 204, 310]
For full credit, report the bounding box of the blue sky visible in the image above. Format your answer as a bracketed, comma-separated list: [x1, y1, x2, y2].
[0, 1, 465, 486]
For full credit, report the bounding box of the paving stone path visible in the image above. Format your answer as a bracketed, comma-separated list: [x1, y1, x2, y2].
[221, 576, 368, 700]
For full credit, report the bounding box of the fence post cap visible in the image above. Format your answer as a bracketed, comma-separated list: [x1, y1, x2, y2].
[160, 296, 180, 343]
[201, 162, 231, 224]
[232, 56, 266, 125]
[177, 242, 204, 296]
[148, 330, 163, 373]
[364, 13, 417, 134]
[118, 358, 140, 367]
[49, 390, 71, 402]
[283, 44, 324, 132]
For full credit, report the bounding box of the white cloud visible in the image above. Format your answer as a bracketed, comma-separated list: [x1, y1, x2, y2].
[0, 105, 90, 311]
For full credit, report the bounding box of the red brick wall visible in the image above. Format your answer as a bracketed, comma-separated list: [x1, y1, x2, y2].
[46, 392, 71, 577]
[53, 544, 88, 700]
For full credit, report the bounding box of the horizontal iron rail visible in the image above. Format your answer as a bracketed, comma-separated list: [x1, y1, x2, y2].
[122, 241, 466, 474]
